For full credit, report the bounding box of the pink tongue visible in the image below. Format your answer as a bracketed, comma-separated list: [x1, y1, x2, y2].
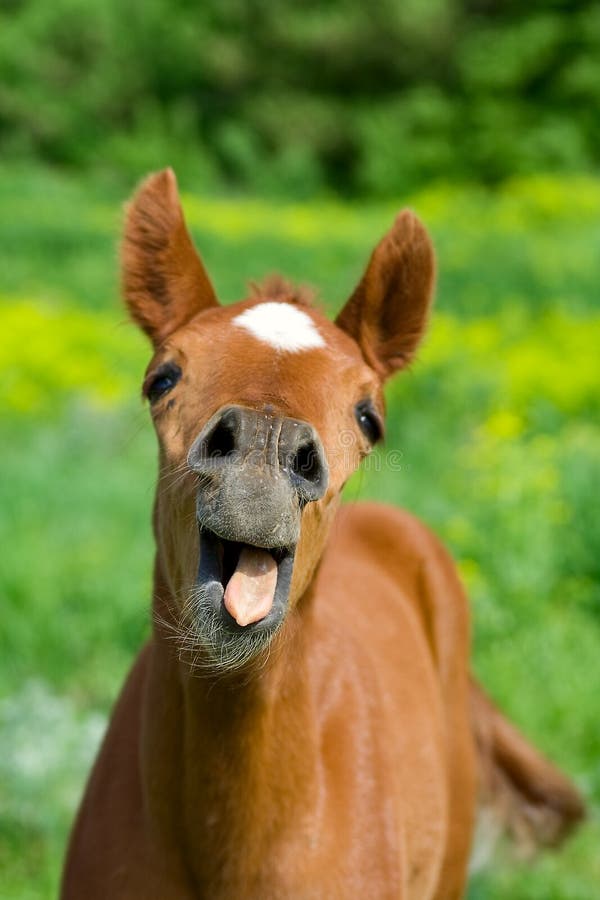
[223, 546, 278, 627]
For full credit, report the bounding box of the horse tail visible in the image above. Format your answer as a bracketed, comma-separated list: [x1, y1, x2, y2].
[469, 676, 585, 867]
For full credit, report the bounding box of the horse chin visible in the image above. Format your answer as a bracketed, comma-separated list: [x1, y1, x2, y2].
[183, 524, 296, 673]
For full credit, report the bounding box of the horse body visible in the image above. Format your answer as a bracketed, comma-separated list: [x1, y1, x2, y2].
[64, 504, 474, 899]
[61, 169, 583, 899]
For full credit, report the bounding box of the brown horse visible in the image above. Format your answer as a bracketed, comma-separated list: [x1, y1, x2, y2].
[61, 169, 583, 899]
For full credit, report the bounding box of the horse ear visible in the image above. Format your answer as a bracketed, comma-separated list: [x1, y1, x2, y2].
[336, 210, 435, 379]
[122, 168, 219, 346]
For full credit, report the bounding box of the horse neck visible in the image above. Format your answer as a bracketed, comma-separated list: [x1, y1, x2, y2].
[145, 557, 320, 888]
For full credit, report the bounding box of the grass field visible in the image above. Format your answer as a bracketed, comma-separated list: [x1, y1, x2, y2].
[1, 164, 599, 898]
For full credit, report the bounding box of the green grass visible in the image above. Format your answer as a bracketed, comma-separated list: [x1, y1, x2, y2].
[1, 165, 599, 898]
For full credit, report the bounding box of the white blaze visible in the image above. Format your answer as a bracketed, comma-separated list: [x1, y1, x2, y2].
[232, 302, 325, 352]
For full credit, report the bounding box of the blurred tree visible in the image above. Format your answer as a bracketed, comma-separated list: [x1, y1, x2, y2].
[0, 0, 598, 194]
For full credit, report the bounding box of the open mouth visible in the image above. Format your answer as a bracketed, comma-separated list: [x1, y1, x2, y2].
[196, 526, 295, 631]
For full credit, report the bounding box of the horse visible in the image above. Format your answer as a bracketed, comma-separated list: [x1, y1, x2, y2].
[61, 169, 584, 899]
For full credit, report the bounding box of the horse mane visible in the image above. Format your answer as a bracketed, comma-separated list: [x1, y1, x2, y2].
[249, 274, 315, 307]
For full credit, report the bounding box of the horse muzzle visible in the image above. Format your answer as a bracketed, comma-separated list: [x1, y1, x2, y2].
[187, 405, 328, 637]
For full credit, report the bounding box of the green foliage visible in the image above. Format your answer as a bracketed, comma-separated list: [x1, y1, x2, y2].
[1, 167, 599, 897]
[1, 1, 600, 195]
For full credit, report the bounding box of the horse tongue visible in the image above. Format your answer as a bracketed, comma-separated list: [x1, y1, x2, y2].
[223, 546, 278, 627]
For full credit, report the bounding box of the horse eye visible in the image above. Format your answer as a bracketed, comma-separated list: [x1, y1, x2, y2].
[144, 363, 182, 404]
[355, 400, 383, 444]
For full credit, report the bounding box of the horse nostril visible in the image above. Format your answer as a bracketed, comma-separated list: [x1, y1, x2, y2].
[291, 441, 322, 484]
[289, 434, 328, 502]
[188, 407, 328, 502]
[188, 407, 241, 472]
[205, 418, 236, 459]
